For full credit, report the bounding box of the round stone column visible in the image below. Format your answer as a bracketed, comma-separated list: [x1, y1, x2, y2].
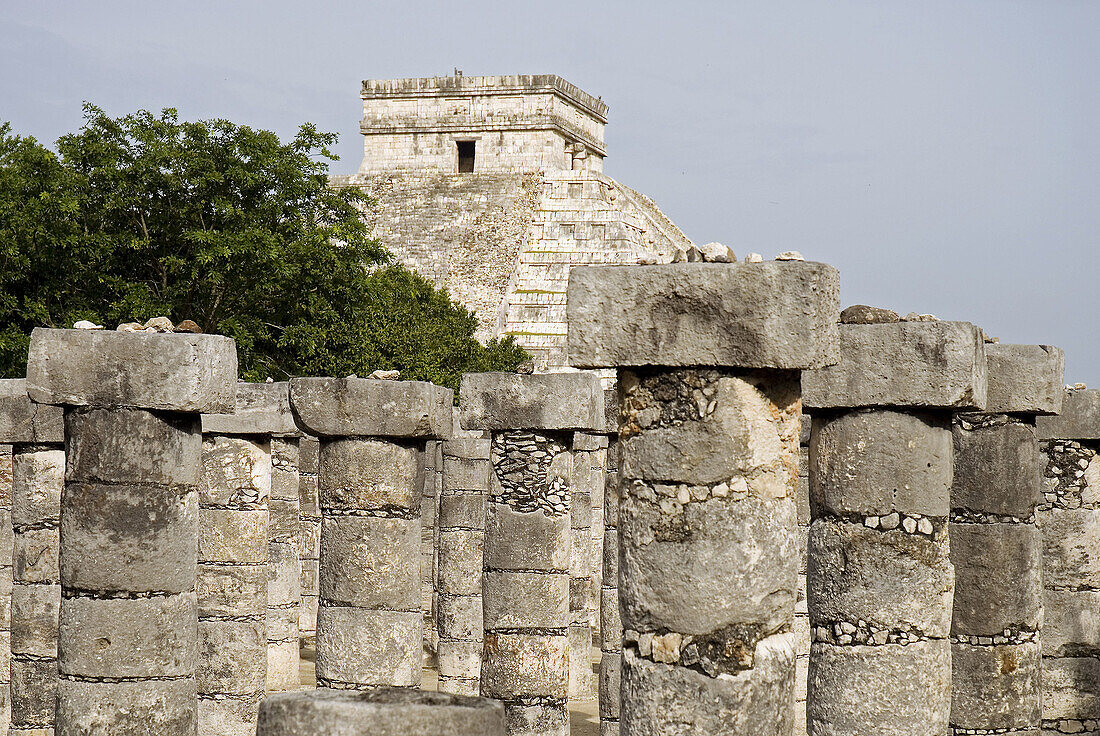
[569, 431, 604, 702]
[289, 377, 452, 690]
[1, 379, 66, 736]
[803, 316, 989, 736]
[437, 438, 491, 696]
[25, 327, 237, 736]
[461, 371, 606, 736]
[268, 435, 302, 692]
[599, 435, 621, 736]
[949, 344, 1063, 736]
[567, 260, 841, 736]
[297, 436, 320, 647]
[1035, 388, 1100, 735]
[257, 688, 506, 735]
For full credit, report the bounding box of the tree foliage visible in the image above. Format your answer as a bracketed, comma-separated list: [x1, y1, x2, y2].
[0, 106, 527, 388]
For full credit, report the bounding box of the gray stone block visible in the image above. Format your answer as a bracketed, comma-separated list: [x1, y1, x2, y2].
[1044, 589, 1100, 657]
[198, 693, 263, 736]
[951, 523, 1041, 634]
[1042, 656, 1100, 721]
[437, 530, 484, 597]
[601, 586, 622, 650]
[951, 641, 1040, 730]
[502, 703, 568, 736]
[0, 380, 63, 444]
[289, 377, 452, 439]
[61, 483, 197, 594]
[481, 632, 568, 699]
[952, 420, 1041, 516]
[11, 656, 57, 728]
[267, 542, 301, 608]
[802, 321, 987, 410]
[197, 618, 266, 694]
[437, 639, 481, 678]
[199, 508, 268, 564]
[569, 623, 597, 700]
[315, 606, 422, 687]
[443, 457, 490, 493]
[11, 447, 64, 527]
[1039, 507, 1100, 589]
[985, 344, 1064, 416]
[483, 571, 570, 631]
[57, 678, 197, 736]
[459, 372, 604, 432]
[574, 432, 609, 451]
[256, 688, 506, 736]
[619, 633, 796, 736]
[66, 408, 200, 486]
[603, 527, 618, 580]
[27, 327, 236, 413]
[59, 593, 198, 678]
[807, 519, 953, 637]
[201, 381, 299, 436]
[437, 595, 483, 641]
[1037, 389, 1100, 440]
[10, 583, 59, 658]
[484, 504, 569, 572]
[807, 640, 950, 736]
[268, 497, 300, 543]
[13, 528, 59, 585]
[319, 516, 419, 609]
[442, 438, 491, 460]
[439, 493, 487, 530]
[810, 409, 952, 517]
[197, 564, 266, 618]
[599, 651, 620, 720]
[299, 436, 320, 474]
[199, 435, 270, 507]
[618, 494, 797, 635]
[319, 439, 420, 511]
[567, 261, 840, 369]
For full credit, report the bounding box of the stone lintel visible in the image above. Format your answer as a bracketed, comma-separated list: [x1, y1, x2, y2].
[289, 377, 453, 439]
[459, 372, 604, 432]
[0, 378, 63, 444]
[802, 321, 987, 410]
[26, 327, 237, 413]
[442, 438, 492, 460]
[984, 343, 1064, 416]
[202, 382, 300, 436]
[566, 262, 841, 370]
[1036, 389, 1100, 440]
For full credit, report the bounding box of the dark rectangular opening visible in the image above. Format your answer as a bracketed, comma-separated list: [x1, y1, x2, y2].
[457, 140, 475, 172]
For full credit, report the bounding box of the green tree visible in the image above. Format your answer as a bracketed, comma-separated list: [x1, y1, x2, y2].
[0, 106, 527, 388]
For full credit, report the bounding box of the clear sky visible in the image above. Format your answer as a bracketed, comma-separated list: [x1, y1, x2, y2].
[2, 1, 1097, 385]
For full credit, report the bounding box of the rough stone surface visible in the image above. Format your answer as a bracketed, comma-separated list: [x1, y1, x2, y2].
[315, 607, 422, 688]
[839, 304, 899, 324]
[619, 634, 796, 736]
[319, 439, 420, 511]
[57, 678, 198, 736]
[567, 261, 840, 369]
[807, 640, 950, 736]
[65, 408, 200, 486]
[1037, 389, 1100, 440]
[289, 377, 452, 439]
[810, 409, 952, 517]
[951, 641, 1041, 730]
[459, 372, 604, 432]
[985, 344, 1064, 416]
[0, 379, 64, 444]
[257, 688, 506, 735]
[201, 381, 299, 436]
[802, 321, 987, 410]
[26, 327, 237, 412]
[950, 523, 1041, 634]
[952, 418, 1041, 517]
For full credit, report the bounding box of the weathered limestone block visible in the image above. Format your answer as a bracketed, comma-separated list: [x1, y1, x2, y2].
[298, 436, 320, 640]
[257, 688, 506, 735]
[803, 321, 987, 410]
[1038, 389, 1100, 441]
[459, 372, 604, 432]
[807, 640, 950, 736]
[0, 446, 10, 733]
[201, 381, 298, 436]
[0, 379, 64, 444]
[566, 261, 840, 369]
[290, 378, 451, 691]
[950, 522, 1042, 634]
[26, 327, 237, 412]
[984, 343, 1064, 416]
[600, 433, 621, 736]
[950, 641, 1042, 731]
[27, 329, 236, 736]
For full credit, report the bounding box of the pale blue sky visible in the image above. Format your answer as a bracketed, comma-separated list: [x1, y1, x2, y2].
[2, 1, 1096, 385]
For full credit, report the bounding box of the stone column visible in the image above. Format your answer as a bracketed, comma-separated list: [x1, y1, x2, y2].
[802, 316, 988, 736]
[461, 371, 606, 736]
[570, 432, 606, 702]
[0, 444, 10, 734]
[949, 344, 1063, 736]
[25, 326, 237, 735]
[297, 436, 320, 648]
[794, 417, 812, 736]
[200, 381, 301, 732]
[599, 434, 621, 736]
[1035, 388, 1100, 735]
[437, 437, 490, 696]
[289, 377, 452, 690]
[257, 688, 506, 735]
[421, 440, 442, 666]
[1, 379, 65, 735]
[567, 260, 840, 736]
[268, 433, 302, 693]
